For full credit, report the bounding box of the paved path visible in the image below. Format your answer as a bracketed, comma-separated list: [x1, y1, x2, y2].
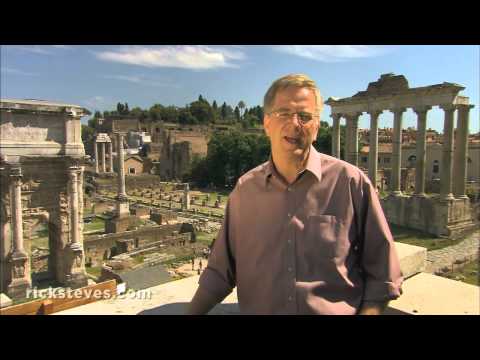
[426, 230, 479, 274]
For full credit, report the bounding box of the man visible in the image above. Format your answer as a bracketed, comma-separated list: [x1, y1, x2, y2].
[187, 74, 403, 315]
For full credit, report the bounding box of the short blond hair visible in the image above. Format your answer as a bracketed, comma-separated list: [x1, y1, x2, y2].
[263, 74, 323, 115]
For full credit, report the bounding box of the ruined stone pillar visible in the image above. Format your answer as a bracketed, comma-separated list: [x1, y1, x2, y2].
[344, 117, 352, 162]
[413, 106, 431, 197]
[391, 107, 405, 195]
[331, 113, 341, 158]
[453, 104, 474, 198]
[183, 183, 191, 210]
[116, 133, 127, 198]
[94, 141, 99, 173]
[101, 142, 106, 173]
[439, 104, 456, 200]
[345, 113, 361, 166]
[108, 142, 114, 173]
[368, 110, 382, 188]
[7, 166, 31, 299]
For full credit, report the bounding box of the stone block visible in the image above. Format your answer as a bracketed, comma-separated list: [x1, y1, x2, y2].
[386, 272, 480, 315]
[0, 293, 13, 308]
[394, 241, 427, 279]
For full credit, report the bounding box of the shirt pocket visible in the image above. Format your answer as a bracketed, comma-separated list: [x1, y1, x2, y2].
[305, 215, 342, 259]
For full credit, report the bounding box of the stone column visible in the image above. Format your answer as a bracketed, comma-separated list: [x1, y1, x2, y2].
[183, 183, 191, 210]
[453, 104, 474, 198]
[108, 142, 114, 173]
[413, 106, 431, 196]
[368, 110, 382, 188]
[331, 113, 342, 158]
[94, 141, 99, 174]
[116, 133, 127, 199]
[345, 117, 352, 162]
[439, 104, 456, 200]
[101, 142, 106, 173]
[345, 113, 361, 166]
[391, 107, 406, 195]
[7, 166, 31, 299]
[68, 167, 80, 245]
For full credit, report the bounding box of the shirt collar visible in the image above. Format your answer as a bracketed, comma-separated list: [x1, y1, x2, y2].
[263, 145, 323, 186]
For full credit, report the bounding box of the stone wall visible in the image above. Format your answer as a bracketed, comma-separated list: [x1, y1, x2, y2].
[84, 223, 194, 266]
[381, 195, 475, 238]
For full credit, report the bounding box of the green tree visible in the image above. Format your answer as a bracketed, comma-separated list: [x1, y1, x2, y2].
[221, 102, 228, 120]
[238, 100, 246, 119]
[190, 100, 214, 124]
[234, 106, 240, 122]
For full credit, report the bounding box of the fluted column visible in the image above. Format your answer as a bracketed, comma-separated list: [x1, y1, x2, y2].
[10, 167, 26, 255]
[101, 142, 106, 173]
[453, 104, 474, 198]
[413, 106, 431, 196]
[331, 113, 342, 158]
[94, 141, 99, 173]
[439, 104, 456, 200]
[108, 142, 114, 173]
[7, 166, 31, 298]
[368, 110, 382, 187]
[68, 167, 80, 245]
[116, 132, 127, 199]
[391, 107, 406, 195]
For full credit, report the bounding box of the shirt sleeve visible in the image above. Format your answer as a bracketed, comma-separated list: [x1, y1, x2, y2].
[197, 197, 236, 303]
[352, 174, 404, 302]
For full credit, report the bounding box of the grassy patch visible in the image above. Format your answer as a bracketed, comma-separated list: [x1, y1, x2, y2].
[389, 224, 462, 251]
[195, 232, 216, 246]
[442, 260, 479, 286]
[83, 218, 105, 233]
[85, 266, 102, 278]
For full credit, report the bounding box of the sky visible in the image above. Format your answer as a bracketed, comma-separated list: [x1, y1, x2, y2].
[1, 45, 479, 133]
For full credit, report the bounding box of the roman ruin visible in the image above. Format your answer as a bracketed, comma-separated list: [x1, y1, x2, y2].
[0, 99, 91, 298]
[326, 73, 475, 237]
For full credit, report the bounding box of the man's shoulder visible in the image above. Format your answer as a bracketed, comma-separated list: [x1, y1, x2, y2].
[237, 161, 269, 187]
[319, 152, 371, 184]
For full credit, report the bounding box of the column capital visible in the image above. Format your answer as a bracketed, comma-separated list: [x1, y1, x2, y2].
[439, 103, 456, 112]
[390, 107, 406, 114]
[456, 104, 475, 111]
[344, 112, 362, 121]
[413, 105, 432, 115]
[330, 113, 342, 120]
[368, 110, 383, 118]
[9, 166, 22, 182]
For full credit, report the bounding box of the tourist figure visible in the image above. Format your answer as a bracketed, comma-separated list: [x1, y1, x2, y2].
[191, 257, 195, 271]
[187, 74, 403, 315]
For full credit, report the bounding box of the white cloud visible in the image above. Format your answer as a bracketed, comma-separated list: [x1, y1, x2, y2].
[51, 45, 74, 50]
[83, 96, 110, 110]
[7, 45, 74, 54]
[95, 45, 246, 70]
[273, 45, 393, 62]
[1, 67, 39, 76]
[101, 74, 180, 88]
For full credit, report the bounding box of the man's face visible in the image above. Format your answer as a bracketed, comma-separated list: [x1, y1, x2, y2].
[264, 86, 320, 160]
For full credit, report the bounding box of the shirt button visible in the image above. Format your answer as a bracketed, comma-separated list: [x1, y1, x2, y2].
[288, 296, 293, 301]
[288, 267, 292, 272]
[287, 187, 292, 192]
[287, 239, 292, 245]
[287, 213, 291, 218]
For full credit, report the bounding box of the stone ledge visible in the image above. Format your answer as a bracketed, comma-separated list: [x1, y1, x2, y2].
[385, 272, 479, 315]
[394, 241, 427, 279]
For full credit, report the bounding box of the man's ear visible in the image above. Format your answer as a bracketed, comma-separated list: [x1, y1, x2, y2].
[263, 115, 271, 137]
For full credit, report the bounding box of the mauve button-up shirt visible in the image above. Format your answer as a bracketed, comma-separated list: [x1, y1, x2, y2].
[198, 146, 403, 315]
